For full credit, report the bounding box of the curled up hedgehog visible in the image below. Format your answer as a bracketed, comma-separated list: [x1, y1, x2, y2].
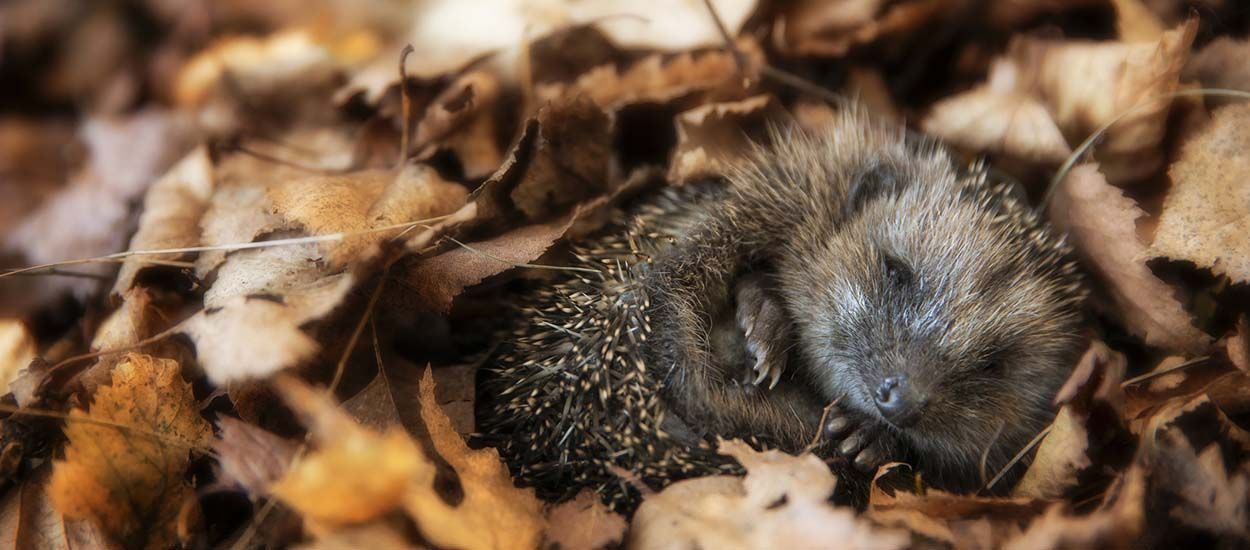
[475, 108, 1087, 511]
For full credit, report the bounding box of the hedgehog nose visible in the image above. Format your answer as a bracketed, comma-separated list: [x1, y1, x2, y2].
[874, 375, 923, 426]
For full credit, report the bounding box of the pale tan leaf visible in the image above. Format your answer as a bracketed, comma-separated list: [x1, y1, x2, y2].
[214, 417, 299, 496]
[1150, 103, 1250, 284]
[0, 319, 34, 395]
[179, 296, 320, 384]
[544, 491, 627, 550]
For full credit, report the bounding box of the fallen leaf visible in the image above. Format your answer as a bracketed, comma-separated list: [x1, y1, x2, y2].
[0, 320, 35, 395]
[776, 0, 951, 57]
[1150, 103, 1250, 285]
[922, 58, 1072, 164]
[270, 377, 424, 530]
[294, 522, 421, 550]
[1183, 36, 1250, 107]
[113, 145, 214, 294]
[668, 95, 785, 184]
[403, 367, 546, 550]
[213, 416, 299, 496]
[0, 466, 107, 550]
[1223, 317, 1250, 374]
[630, 439, 910, 549]
[1015, 342, 1126, 499]
[1112, 0, 1166, 41]
[1015, 20, 1197, 183]
[412, 71, 503, 179]
[1005, 466, 1146, 550]
[49, 353, 212, 550]
[544, 491, 627, 550]
[179, 296, 321, 384]
[1048, 163, 1210, 353]
[400, 211, 579, 313]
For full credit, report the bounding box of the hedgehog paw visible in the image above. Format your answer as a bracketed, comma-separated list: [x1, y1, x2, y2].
[735, 275, 788, 389]
[825, 406, 892, 473]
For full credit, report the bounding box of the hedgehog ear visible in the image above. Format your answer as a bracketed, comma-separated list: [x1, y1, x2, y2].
[844, 163, 902, 218]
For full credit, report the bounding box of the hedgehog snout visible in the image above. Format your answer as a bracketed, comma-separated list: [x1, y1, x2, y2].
[873, 374, 927, 427]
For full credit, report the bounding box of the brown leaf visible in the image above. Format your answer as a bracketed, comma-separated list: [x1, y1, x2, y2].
[1150, 103, 1250, 285]
[49, 353, 212, 550]
[922, 59, 1072, 164]
[1223, 317, 1250, 374]
[630, 440, 910, 549]
[544, 491, 627, 550]
[1112, 0, 1167, 41]
[1184, 36, 1250, 107]
[668, 95, 785, 184]
[412, 71, 503, 180]
[179, 296, 322, 384]
[776, 0, 951, 57]
[213, 417, 299, 496]
[270, 377, 425, 531]
[1048, 163, 1210, 353]
[1015, 342, 1126, 499]
[1004, 466, 1146, 550]
[400, 204, 581, 314]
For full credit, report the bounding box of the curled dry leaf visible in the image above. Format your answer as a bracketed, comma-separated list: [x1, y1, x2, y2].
[776, 0, 950, 57]
[49, 353, 212, 550]
[1183, 37, 1250, 107]
[1014, 341, 1126, 499]
[179, 296, 321, 385]
[630, 439, 909, 550]
[413, 71, 503, 179]
[1048, 163, 1210, 354]
[1150, 103, 1250, 285]
[922, 59, 1071, 164]
[1005, 465, 1146, 550]
[0, 320, 35, 395]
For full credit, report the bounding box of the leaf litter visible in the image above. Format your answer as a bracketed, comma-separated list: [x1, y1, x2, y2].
[0, 0, 1249, 548]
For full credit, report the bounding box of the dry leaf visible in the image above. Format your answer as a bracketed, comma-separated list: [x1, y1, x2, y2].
[113, 145, 214, 294]
[403, 367, 546, 550]
[630, 439, 910, 549]
[412, 71, 503, 179]
[179, 296, 321, 384]
[922, 59, 1072, 164]
[1184, 37, 1250, 107]
[0, 320, 35, 395]
[1015, 20, 1197, 183]
[1015, 341, 1127, 499]
[400, 211, 579, 313]
[1150, 103, 1250, 284]
[1048, 163, 1210, 353]
[214, 417, 299, 496]
[544, 491, 627, 550]
[1005, 466, 1146, 549]
[49, 353, 212, 550]
[668, 95, 785, 184]
[1112, 0, 1166, 41]
[0, 465, 107, 550]
[777, 0, 950, 57]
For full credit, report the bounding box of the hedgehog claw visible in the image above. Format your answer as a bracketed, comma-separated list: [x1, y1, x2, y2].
[736, 275, 789, 390]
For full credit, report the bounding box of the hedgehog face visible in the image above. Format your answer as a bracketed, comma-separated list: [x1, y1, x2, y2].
[780, 178, 1084, 467]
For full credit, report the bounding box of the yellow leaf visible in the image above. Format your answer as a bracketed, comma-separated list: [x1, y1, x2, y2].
[403, 367, 546, 550]
[49, 353, 212, 550]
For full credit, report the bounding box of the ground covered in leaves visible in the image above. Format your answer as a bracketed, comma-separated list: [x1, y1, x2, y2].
[1, 0, 1249, 548]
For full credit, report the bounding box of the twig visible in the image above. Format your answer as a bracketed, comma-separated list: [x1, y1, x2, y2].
[1121, 356, 1209, 387]
[328, 262, 392, 394]
[0, 402, 211, 454]
[397, 44, 415, 169]
[803, 399, 840, 453]
[983, 424, 1052, 492]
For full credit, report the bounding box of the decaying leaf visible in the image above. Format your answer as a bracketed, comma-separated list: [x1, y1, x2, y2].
[0, 466, 107, 550]
[1013, 20, 1197, 183]
[775, 0, 951, 57]
[1049, 163, 1210, 353]
[179, 296, 321, 384]
[1150, 103, 1250, 285]
[631, 440, 910, 549]
[49, 353, 212, 550]
[1005, 466, 1146, 549]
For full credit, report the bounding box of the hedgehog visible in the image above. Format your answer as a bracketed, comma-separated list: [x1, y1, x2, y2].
[475, 108, 1087, 511]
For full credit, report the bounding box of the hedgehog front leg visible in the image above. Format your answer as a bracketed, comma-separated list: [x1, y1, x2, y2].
[735, 274, 789, 389]
[824, 403, 895, 473]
